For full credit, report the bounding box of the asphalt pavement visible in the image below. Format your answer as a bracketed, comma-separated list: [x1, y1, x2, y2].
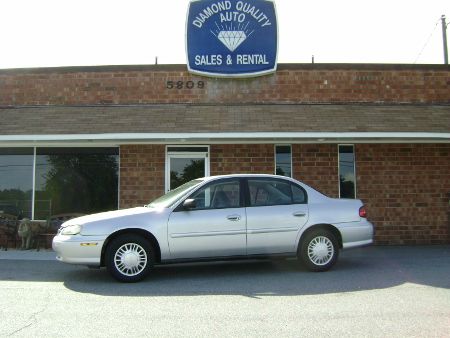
[0, 246, 449, 337]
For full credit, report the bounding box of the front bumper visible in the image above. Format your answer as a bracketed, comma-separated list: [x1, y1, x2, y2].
[52, 234, 106, 266]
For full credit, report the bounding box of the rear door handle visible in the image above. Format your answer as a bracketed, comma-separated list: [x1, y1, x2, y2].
[293, 212, 306, 217]
[227, 215, 241, 221]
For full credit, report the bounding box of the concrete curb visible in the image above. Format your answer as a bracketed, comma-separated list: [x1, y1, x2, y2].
[0, 250, 57, 261]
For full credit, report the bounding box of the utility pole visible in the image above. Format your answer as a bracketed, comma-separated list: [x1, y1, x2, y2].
[442, 15, 448, 64]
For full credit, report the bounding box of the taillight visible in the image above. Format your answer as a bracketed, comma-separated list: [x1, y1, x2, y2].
[359, 206, 367, 218]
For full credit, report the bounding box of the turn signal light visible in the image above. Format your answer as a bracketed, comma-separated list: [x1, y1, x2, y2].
[359, 206, 367, 218]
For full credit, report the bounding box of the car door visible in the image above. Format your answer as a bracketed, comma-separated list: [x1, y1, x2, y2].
[245, 178, 309, 255]
[167, 178, 246, 259]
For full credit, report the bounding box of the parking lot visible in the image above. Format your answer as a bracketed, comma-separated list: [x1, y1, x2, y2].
[0, 246, 449, 337]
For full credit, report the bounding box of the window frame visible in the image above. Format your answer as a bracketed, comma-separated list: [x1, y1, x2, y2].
[274, 144, 292, 178]
[0, 147, 34, 219]
[338, 144, 357, 199]
[243, 177, 308, 208]
[165, 145, 210, 193]
[0, 146, 120, 220]
[174, 178, 245, 212]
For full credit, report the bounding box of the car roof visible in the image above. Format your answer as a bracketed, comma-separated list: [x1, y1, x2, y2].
[201, 174, 295, 181]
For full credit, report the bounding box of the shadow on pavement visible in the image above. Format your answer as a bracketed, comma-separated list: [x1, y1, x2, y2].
[0, 246, 449, 297]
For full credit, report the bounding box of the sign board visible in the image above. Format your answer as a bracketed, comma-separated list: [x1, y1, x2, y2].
[186, 0, 278, 77]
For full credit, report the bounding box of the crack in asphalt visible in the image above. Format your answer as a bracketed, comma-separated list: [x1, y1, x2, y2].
[6, 294, 50, 337]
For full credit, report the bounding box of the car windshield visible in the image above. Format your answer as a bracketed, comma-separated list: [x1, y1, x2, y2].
[146, 179, 204, 209]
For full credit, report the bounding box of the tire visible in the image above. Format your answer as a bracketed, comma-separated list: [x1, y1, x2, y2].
[299, 229, 339, 272]
[105, 234, 154, 282]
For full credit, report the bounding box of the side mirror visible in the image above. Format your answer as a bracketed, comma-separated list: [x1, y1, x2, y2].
[182, 199, 197, 210]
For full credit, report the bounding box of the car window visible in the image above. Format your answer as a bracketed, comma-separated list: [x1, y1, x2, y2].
[189, 180, 240, 210]
[248, 179, 292, 206]
[147, 179, 203, 208]
[292, 184, 307, 204]
[248, 179, 307, 206]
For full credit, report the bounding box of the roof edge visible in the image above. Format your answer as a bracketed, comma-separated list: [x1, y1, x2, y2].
[1, 63, 449, 74]
[1, 102, 449, 110]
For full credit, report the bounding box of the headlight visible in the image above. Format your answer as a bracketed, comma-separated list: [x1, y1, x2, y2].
[60, 224, 82, 235]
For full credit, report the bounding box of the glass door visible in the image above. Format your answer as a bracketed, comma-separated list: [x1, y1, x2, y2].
[165, 146, 209, 192]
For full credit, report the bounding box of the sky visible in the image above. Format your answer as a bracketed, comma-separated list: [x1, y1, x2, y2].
[0, 0, 449, 69]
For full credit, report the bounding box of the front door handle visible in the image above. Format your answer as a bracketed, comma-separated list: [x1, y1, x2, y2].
[293, 212, 306, 217]
[227, 215, 241, 221]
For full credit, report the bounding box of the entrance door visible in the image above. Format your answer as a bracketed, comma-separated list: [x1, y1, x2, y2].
[166, 146, 209, 192]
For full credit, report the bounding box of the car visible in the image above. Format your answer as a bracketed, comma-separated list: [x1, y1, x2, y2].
[0, 203, 23, 219]
[53, 174, 374, 282]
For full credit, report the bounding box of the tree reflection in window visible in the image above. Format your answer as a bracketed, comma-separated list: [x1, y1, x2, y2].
[275, 145, 292, 177]
[0, 148, 33, 219]
[170, 159, 205, 190]
[339, 145, 356, 199]
[35, 148, 119, 220]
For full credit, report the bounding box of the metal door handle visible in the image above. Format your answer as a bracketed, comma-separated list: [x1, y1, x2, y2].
[227, 215, 241, 221]
[293, 212, 306, 217]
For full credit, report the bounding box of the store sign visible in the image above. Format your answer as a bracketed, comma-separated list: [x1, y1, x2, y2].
[186, 0, 278, 77]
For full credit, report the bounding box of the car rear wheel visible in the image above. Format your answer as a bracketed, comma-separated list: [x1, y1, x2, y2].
[105, 234, 154, 282]
[299, 229, 339, 272]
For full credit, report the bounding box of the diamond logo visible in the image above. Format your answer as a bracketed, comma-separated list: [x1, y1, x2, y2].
[217, 31, 247, 52]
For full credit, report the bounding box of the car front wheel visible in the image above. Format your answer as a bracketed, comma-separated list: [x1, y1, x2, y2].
[299, 229, 339, 272]
[105, 234, 154, 282]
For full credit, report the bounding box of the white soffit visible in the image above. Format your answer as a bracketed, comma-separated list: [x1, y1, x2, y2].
[0, 132, 449, 146]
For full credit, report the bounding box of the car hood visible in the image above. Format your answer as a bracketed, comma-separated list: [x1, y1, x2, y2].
[60, 206, 170, 236]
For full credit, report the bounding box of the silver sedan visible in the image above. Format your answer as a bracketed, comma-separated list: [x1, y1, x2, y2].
[53, 174, 374, 282]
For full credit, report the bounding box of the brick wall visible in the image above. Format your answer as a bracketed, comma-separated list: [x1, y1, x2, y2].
[119, 143, 449, 244]
[119, 145, 165, 209]
[210, 144, 274, 175]
[119, 143, 339, 217]
[120, 143, 338, 206]
[292, 144, 339, 198]
[356, 144, 450, 245]
[1, 64, 449, 106]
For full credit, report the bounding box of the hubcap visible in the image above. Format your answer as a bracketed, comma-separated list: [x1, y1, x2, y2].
[114, 243, 147, 276]
[307, 236, 334, 266]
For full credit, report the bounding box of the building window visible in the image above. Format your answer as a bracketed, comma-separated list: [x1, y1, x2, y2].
[339, 145, 356, 199]
[34, 147, 119, 220]
[0, 147, 119, 221]
[275, 145, 292, 177]
[0, 148, 34, 219]
[166, 146, 210, 192]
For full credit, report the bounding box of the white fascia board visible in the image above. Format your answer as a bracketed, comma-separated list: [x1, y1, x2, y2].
[0, 132, 449, 146]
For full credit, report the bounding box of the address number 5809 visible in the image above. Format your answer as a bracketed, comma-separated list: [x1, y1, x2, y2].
[166, 81, 205, 89]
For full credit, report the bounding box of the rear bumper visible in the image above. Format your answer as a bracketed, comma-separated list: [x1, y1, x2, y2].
[338, 219, 374, 249]
[342, 238, 373, 249]
[52, 234, 105, 266]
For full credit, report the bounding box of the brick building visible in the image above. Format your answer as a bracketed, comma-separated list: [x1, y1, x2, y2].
[0, 63, 449, 248]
